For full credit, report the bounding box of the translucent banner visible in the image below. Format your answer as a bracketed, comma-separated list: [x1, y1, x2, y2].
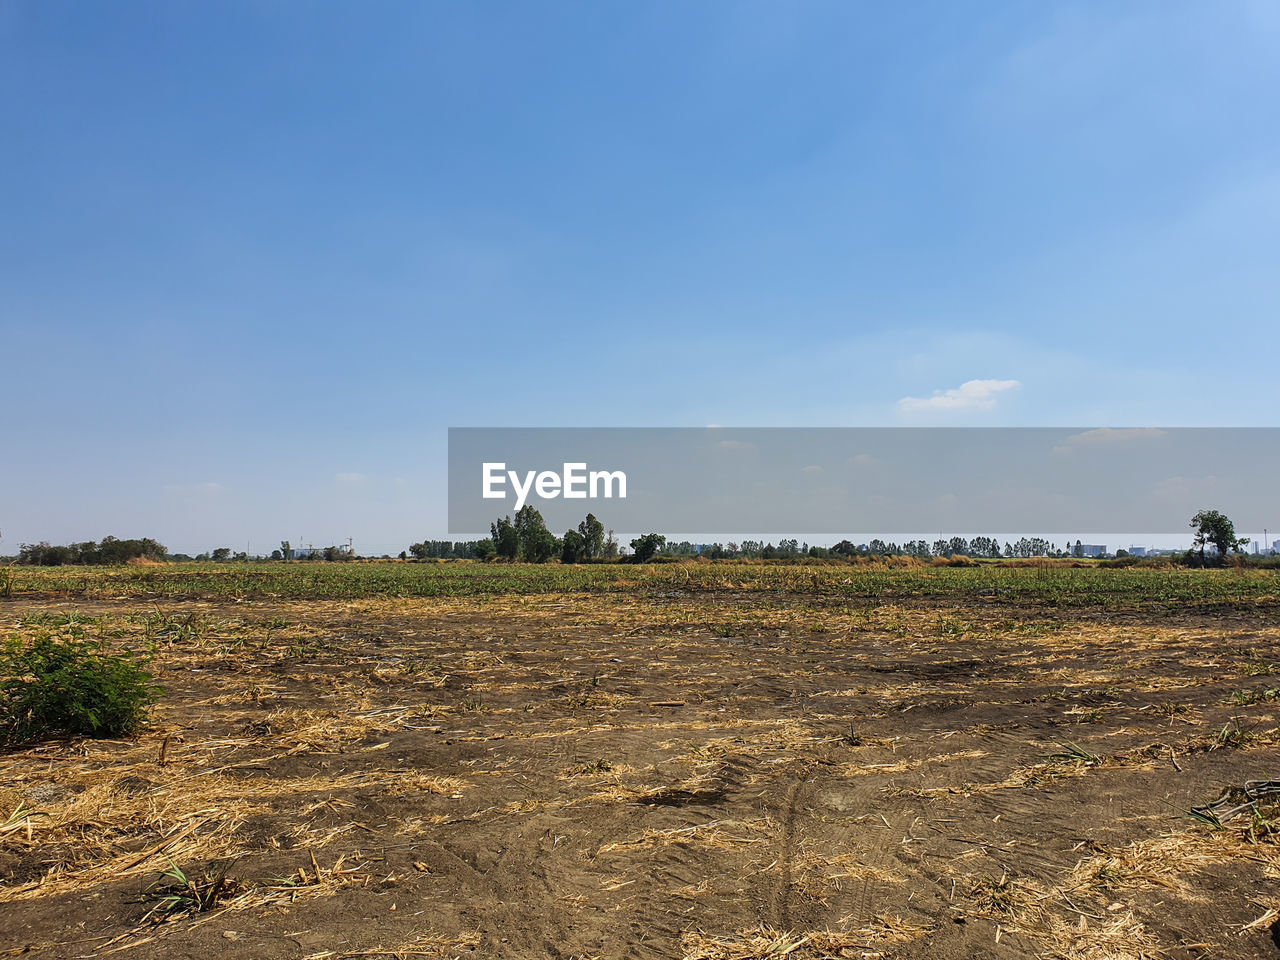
[447, 427, 1280, 535]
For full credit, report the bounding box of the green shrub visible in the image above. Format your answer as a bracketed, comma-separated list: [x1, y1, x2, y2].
[0, 634, 160, 745]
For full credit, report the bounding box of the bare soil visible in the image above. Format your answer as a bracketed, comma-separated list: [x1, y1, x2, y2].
[3, 591, 1280, 959]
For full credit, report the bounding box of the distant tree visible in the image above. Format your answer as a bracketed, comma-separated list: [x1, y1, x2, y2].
[491, 516, 519, 560]
[211, 547, 232, 562]
[514, 506, 556, 562]
[270, 549, 283, 561]
[473, 539, 497, 561]
[322, 545, 341, 562]
[1190, 509, 1247, 561]
[970, 536, 1000, 559]
[280, 540, 291, 561]
[603, 529, 619, 559]
[561, 529, 586, 564]
[17, 536, 168, 566]
[629, 533, 666, 562]
[578, 513, 605, 560]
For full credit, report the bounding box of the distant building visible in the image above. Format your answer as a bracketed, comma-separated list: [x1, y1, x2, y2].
[1079, 544, 1107, 558]
[1127, 546, 1147, 557]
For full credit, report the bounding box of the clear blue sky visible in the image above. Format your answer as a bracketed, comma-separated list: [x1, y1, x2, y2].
[3, 2, 1279, 554]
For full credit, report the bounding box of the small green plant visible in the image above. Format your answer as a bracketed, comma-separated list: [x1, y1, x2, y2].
[143, 860, 243, 921]
[1244, 806, 1280, 844]
[0, 634, 160, 745]
[1188, 806, 1224, 829]
[1, 801, 49, 838]
[1229, 687, 1280, 706]
[0, 567, 13, 599]
[1242, 660, 1280, 677]
[1210, 719, 1257, 751]
[285, 637, 326, 659]
[1048, 740, 1101, 765]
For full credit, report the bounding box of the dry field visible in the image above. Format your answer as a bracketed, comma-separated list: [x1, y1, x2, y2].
[3, 564, 1280, 959]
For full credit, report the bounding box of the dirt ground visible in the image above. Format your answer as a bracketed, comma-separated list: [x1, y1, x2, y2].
[4, 590, 1280, 959]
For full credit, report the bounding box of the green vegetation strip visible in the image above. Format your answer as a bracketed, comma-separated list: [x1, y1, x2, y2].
[4, 563, 1279, 609]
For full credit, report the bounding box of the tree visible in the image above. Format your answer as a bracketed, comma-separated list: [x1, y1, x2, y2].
[1190, 509, 1247, 561]
[473, 539, 497, 561]
[280, 540, 291, 562]
[561, 529, 586, 564]
[514, 505, 556, 562]
[578, 513, 605, 560]
[211, 547, 231, 562]
[491, 516, 519, 560]
[970, 536, 1000, 559]
[603, 529, 619, 559]
[270, 549, 283, 561]
[629, 533, 666, 562]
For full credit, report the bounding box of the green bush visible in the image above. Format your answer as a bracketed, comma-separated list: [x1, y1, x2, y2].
[0, 634, 160, 745]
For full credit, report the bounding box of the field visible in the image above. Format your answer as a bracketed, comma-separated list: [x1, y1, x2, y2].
[4, 562, 1280, 959]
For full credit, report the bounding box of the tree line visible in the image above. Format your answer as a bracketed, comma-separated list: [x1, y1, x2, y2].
[6, 509, 1262, 566]
[17, 537, 168, 566]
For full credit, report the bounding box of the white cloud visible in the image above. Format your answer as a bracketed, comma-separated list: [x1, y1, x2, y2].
[897, 379, 1021, 414]
[1052, 427, 1165, 455]
[1152, 474, 1220, 503]
[335, 472, 366, 487]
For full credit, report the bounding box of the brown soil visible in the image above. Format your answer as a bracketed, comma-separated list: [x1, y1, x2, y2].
[3, 592, 1280, 959]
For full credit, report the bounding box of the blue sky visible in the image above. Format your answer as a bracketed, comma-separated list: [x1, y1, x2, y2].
[3, 1, 1280, 554]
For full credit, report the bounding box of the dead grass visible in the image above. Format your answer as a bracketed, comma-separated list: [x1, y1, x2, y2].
[680, 917, 929, 959]
[4, 590, 1280, 958]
